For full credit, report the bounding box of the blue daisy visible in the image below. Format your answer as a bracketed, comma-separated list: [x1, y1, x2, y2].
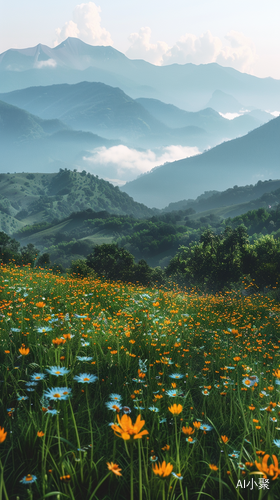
[45, 408, 59, 415]
[20, 474, 37, 484]
[166, 389, 179, 397]
[45, 366, 70, 377]
[172, 472, 183, 480]
[109, 393, 122, 401]
[169, 373, 184, 379]
[148, 406, 160, 412]
[44, 387, 72, 401]
[105, 401, 122, 412]
[17, 395, 28, 401]
[76, 356, 93, 361]
[73, 373, 98, 384]
[200, 423, 213, 432]
[37, 327, 52, 333]
[30, 373, 47, 381]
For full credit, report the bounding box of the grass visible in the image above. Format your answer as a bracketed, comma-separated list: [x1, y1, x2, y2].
[1, 263, 280, 499]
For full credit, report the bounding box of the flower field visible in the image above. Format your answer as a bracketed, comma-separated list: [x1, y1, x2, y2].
[1, 264, 280, 500]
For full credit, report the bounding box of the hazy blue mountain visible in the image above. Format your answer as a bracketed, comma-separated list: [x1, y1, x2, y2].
[121, 116, 280, 208]
[135, 98, 267, 141]
[0, 82, 209, 148]
[1, 37, 280, 111]
[0, 99, 119, 173]
[205, 90, 245, 113]
[0, 99, 69, 141]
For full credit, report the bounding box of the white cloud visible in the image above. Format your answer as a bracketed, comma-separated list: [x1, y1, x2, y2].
[35, 59, 57, 69]
[126, 28, 256, 73]
[82, 144, 200, 183]
[219, 112, 242, 120]
[216, 31, 256, 72]
[54, 3, 113, 47]
[162, 31, 222, 65]
[126, 27, 170, 65]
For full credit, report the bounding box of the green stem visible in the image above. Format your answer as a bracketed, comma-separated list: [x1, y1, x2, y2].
[130, 442, 134, 500]
[0, 459, 9, 500]
[68, 398, 83, 482]
[174, 417, 180, 470]
[138, 440, 142, 500]
[86, 386, 94, 465]
[88, 472, 111, 500]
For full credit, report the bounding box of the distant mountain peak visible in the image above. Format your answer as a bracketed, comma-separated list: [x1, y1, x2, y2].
[206, 90, 245, 113]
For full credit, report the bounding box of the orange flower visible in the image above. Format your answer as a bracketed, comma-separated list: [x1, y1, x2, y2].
[0, 426, 7, 444]
[111, 414, 149, 441]
[36, 302, 45, 308]
[273, 369, 280, 379]
[19, 347, 30, 355]
[161, 444, 170, 451]
[209, 464, 218, 471]
[193, 421, 201, 430]
[249, 405, 255, 410]
[168, 404, 183, 416]
[221, 435, 229, 444]
[255, 454, 280, 480]
[37, 431, 44, 437]
[182, 426, 195, 436]
[152, 461, 173, 477]
[107, 462, 122, 476]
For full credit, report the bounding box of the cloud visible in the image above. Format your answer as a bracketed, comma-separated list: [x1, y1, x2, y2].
[54, 2, 113, 47]
[216, 31, 256, 72]
[35, 59, 57, 69]
[82, 144, 200, 184]
[162, 31, 222, 65]
[126, 27, 170, 65]
[126, 28, 256, 73]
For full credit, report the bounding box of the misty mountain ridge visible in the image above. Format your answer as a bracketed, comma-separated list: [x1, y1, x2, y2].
[1, 37, 280, 111]
[121, 115, 280, 208]
[0, 81, 272, 155]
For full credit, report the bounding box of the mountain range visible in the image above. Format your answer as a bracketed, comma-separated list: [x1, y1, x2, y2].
[121, 116, 280, 208]
[1, 37, 280, 112]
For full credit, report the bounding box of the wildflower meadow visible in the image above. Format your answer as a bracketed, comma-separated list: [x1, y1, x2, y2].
[1, 263, 280, 499]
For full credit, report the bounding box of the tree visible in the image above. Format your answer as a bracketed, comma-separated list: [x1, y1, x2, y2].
[86, 244, 136, 282]
[36, 253, 51, 269]
[0, 232, 20, 263]
[20, 244, 39, 267]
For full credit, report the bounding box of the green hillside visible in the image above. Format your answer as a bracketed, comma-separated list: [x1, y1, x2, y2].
[3, 177, 280, 270]
[0, 170, 155, 235]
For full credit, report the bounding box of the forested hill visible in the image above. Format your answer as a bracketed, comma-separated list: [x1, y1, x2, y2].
[0, 169, 156, 234]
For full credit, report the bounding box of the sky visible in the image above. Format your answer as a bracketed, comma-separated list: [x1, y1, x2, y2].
[1, 0, 280, 79]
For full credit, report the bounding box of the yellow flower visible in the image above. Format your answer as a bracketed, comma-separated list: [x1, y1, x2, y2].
[111, 414, 149, 441]
[255, 454, 280, 480]
[19, 347, 30, 355]
[107, 462, 122, 476]
[0, 426, 7, 444]
[168, 404, 183, 416]
[152, 461, 173, 477]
